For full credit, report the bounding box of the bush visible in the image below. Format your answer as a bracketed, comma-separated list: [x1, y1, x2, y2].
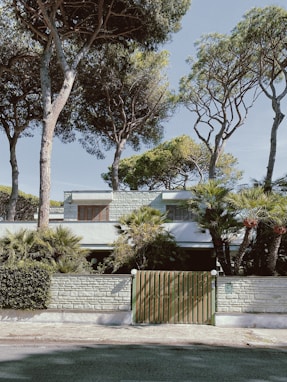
[0, 226, 92, 273]
[0, 264, 51, 310]
[0, 186, 62, 221]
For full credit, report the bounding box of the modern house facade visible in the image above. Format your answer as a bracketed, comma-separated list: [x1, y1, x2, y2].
[64, 190, 217, 269]
[0, 190, 217, 270]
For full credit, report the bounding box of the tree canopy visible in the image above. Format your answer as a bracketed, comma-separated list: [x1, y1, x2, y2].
[102, 135, 242, 190]
[232, 6, 287, 192]
[0, 3, 42, 220]
[179, 32, 259, 179]
[10, 0, 191, 228]
[58, 44, 172, 190]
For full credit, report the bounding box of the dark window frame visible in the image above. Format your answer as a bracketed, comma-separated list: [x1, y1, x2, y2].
[78, 205, 109, 221]
[166, 204, 193, 221]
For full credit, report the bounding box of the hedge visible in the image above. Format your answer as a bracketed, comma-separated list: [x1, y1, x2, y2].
[0, 266, 51, 310]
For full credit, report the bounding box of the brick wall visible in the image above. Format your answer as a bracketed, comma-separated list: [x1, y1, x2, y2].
[217, 276, 287, 313]
[49, 274, 131, 311]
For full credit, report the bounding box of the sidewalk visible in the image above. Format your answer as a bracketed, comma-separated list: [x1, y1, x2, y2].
[0, 322, 287, 348]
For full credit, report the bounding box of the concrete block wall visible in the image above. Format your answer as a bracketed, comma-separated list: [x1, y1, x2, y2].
[217, 276, 287, 313]
[49, 274, 132, 311]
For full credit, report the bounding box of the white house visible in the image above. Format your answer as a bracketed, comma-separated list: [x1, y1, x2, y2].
[0, 190, 219, 270]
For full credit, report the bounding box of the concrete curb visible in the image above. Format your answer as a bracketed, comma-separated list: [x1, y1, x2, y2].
[216, 313, 287, 329]
[0, 309, 132, 325]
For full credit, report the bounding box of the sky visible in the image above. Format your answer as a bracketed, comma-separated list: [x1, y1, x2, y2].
[1, 0, 287, 201]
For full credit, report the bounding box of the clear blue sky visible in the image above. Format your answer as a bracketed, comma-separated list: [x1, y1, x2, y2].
[1, 0, 287, 201]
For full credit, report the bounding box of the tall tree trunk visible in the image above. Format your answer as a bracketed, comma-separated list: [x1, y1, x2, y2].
[210, 232, 232, 275]
[264, 103, 284, 192]
[208, 134, 225, 179]
[38, 47, 76, 229]
[234, 226, 253, 275]
[111, 139, 127, 191]
[7, 138, 19, 221]
[208, 152, 217, 180]
[38, 116, 54, 228]
[265, 233, 282, 275]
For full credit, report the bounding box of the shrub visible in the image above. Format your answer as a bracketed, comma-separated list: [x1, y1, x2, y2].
[0, 264, 51, 310]
[97, 206, 186, 273]
[0, 226, 92, 273]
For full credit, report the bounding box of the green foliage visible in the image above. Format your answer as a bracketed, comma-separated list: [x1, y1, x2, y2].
[188, 180, 240, 239]
[12, 0, 191, 48]
[0, 264, 51, 310]
[102, 135, 242, 190]
[98, 206, 186, 273]
[187, 180, 241, 275]
[227, 187, 271, 223]
[58, 43, 174, 191]
[179, 30, 258, 179]
[232, 6, 287, 192]
[233, 6, 287, 82]
[61, 44, 170, 153]
[0, 186, 62, 221]
[188, 182, 287, 275]
[0, 226, 92, 274]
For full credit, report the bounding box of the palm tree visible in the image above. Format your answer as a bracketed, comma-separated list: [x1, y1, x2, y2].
[264, 194, 287, 275]
[101, 206, 181, 272]
[0, 227, 91, 273]
[227, 187, 271, 274]
[188, 180, 240, 275]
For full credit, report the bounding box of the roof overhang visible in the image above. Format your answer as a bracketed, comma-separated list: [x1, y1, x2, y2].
[70, 191, 113, 204]
[162, 191, 192, 201]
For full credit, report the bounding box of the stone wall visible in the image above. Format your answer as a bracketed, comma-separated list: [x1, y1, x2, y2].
[48, 274, 287, 315]
[217, 276, 287, 313]
[49, 274, 131, 311]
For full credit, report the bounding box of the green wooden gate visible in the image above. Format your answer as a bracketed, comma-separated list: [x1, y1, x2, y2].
[132, 271, 215, 324]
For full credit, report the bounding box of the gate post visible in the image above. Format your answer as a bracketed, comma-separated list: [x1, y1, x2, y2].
[131, 269, 138, 324]
[211, 269, 217, 325]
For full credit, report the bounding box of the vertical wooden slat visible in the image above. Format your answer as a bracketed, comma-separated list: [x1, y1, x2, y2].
[154, 271, 158, 322]
[185, 272, 191, 323]
[163, 271, 169, 323]
[134, 270, 214, 325]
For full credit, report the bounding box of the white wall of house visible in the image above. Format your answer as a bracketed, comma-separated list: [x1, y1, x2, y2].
[63, 190, 180, 221]
[0, 221, 212, 249]
[0, 190, 214, 250]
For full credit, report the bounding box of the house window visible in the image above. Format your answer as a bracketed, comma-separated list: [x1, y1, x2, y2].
[78, 205, 109, 221]
[166, 205, 193, 221]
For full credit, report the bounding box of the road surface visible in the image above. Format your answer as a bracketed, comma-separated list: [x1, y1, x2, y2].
[0, 343, 286, 381]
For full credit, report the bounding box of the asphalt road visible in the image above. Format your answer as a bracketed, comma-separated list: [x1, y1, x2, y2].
[0, 344, 287, 382]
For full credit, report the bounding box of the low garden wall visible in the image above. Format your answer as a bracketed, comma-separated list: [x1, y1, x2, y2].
[217, 276, 287, 313]
[216, 276, 287, 328]
[1, 273, 287, 327]
[48, 274, 132, 311]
